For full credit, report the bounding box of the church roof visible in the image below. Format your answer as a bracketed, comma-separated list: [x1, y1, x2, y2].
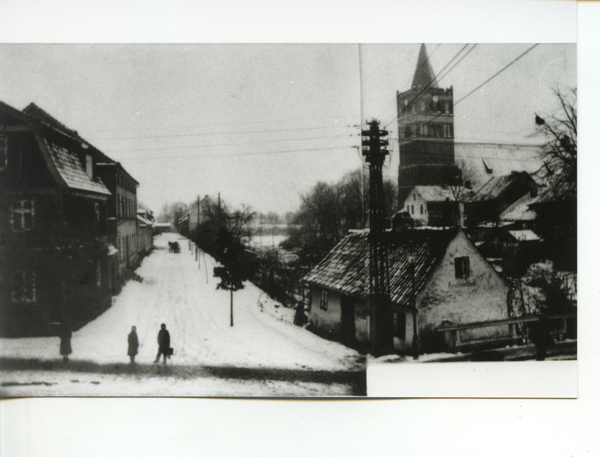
[412, 44, 438, 89]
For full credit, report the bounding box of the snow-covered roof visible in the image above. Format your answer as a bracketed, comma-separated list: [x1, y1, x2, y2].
[508, 230, 540, 242]
[304, 227, 457, 306]
[44, 140, 111, 196]
[409, 185, 470, 203]
[467, 172, 533, 203]
[455, 141, 543, 190]
[499, 192, 538, 222]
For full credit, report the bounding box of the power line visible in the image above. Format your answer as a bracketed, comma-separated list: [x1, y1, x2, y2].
[89, 124, 357, 141]
[103, 133, 357, 153]
[85, 113, 359, 133]
[385, 44, 474, 129]
[399, 44, 540, 145]
[120, 145, 359, 162]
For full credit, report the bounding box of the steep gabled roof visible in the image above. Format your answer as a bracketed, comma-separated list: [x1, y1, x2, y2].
[412, 44, 438, 89]
[303, 227, 457, 306]
[468, 172, 534, 202]
[44, 140, 111, 195]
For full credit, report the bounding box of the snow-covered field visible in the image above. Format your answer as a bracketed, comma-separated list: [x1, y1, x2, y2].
[249, 234, 288, 248]
[0, 233, 364, 397]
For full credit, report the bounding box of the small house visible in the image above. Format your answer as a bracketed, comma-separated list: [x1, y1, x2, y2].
[303, 222, 510, 354]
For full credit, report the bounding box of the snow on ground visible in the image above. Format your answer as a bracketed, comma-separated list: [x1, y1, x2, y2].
[0, 233, 364, 397]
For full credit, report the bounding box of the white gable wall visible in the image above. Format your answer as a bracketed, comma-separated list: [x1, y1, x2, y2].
[402, 189, 429, 226]
[416, 229, 510, 353]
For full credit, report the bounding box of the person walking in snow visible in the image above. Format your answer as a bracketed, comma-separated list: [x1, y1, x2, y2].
[127, 326, 139, 364]
[58, 322, 72, 362]
[154, 323, 171, 364]
[529, 315, 554, 361]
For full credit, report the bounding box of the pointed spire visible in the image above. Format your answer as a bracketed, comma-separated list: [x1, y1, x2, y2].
[412, 44, 438, 89]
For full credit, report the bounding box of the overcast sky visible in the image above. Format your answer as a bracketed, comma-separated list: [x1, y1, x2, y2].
[0, 43, 576, 216]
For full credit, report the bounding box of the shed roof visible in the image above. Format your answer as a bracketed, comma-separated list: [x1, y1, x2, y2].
[508, 230, 540, 242]
[303, 228, 457, 306]
[467, 172, 533, 203]
[499, 192, 538, 222]
[410, 185, 473, 203]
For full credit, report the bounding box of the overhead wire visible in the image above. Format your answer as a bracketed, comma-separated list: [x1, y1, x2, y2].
[398, 43, 540, 145]
[90, 123, 358, 142]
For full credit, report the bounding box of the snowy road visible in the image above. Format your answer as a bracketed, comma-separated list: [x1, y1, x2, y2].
[0, 233, 365, 397]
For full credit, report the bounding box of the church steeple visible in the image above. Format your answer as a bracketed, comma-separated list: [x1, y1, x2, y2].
[396, 43, 457, 204]
[412, 44, 438, 89]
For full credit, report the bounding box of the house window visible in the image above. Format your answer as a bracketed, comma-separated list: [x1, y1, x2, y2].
[420, 204, 424, 215]
[411, 205, 414, 215]
[96, 261, 102, 288]
[455, 256, 470, 279]
[12, 271, 36, 303]
[0, 134, 7, 171]
[11, 199, 35, 232]
[393, 310, 406, 339]
[319, 290, 328, 311]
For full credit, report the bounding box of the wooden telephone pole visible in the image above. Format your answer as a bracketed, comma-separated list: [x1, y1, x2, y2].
[362, 119, 394, 356]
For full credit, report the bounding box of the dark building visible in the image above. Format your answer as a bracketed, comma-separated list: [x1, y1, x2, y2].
[0, 101, 116, 335]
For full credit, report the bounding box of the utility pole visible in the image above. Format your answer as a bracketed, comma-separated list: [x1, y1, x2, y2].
[362, 119, 394, 356]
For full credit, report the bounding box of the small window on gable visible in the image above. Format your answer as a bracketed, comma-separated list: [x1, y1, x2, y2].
[420, 204, 424, 214]
[11, 199, 35, 232]
[320, 290, 328, 311]
[0, 134, 7, 171]
[455, 256, 470, 279]
[12, 271, 36, 303]
[411, 205, 414, 215]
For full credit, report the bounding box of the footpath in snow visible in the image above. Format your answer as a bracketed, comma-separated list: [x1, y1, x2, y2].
[0, 233, 365, 397]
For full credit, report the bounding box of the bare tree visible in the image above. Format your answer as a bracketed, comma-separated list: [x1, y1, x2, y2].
[534, 88, 577, 199]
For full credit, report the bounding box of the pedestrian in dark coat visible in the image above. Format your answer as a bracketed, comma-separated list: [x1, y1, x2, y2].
[529, 315, 554, 361]
[153, 323, 171, 364]
[127, 326, 139, 363]
[59, 322, 72, 362]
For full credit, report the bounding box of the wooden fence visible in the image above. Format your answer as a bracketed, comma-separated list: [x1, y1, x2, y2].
[437, 313, 577, 352]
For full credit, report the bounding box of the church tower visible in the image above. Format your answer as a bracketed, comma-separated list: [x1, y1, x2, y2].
[397, 44, 460, 203]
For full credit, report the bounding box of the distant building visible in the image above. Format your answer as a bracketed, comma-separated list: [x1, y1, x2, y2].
[401, 185, 472, 227]
[155, 222, 175, 234]
[303, 223, 510, 354]
[137, 201, 155, 258]
[96, 162, 140, 285]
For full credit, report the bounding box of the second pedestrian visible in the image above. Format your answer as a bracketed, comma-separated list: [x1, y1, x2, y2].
[154, 323, 171, 364]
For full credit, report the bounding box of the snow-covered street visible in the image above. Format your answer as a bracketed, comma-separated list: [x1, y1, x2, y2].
[0, 234, 365, 397]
